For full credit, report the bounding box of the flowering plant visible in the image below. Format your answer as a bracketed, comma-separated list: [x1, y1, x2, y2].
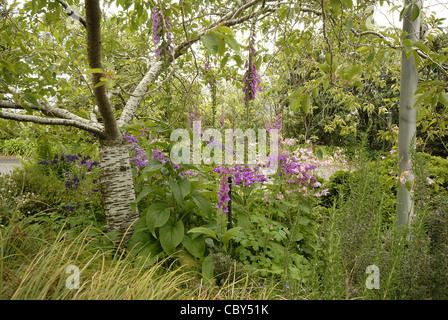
[151, 6, 173, 59]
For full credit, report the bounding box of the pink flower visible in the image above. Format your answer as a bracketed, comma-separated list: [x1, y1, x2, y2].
[426, 177, 434, 185]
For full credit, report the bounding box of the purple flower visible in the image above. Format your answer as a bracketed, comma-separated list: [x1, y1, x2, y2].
[152, 6, 173, 58]
[242, 39, 262, 105]
[217, 177, 231, 214]
[125, 134, 149, 169]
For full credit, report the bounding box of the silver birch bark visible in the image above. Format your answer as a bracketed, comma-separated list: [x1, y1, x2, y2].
[99, 142, 139, 244]
[396, 0, 421, 227]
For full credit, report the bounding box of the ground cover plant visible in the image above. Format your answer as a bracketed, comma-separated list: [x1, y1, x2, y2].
[1, 0, 448, 302]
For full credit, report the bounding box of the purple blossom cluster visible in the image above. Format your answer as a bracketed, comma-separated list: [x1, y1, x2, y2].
[213, 165, 267, 214]
[125, 135, 148, 169]
[213, 151, 323, 213]
[277, 154, 318, 187]
[213, 165, 267, 187]
[265, 110, 282, 134]
[242, 40, 262, 105]
[188, 110, 201, 129]
[151, 6, 173, 59]
[151, 149, 181, 170]
[216, 177, 230, 214]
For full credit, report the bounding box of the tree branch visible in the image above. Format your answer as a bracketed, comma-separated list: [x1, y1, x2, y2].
[0, 110, 104, 136]
[118, 0, 313, 127]
[85, 0, 120, 141]
[56, 0, 86, 28]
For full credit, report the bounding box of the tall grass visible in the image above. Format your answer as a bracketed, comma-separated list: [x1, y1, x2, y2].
[0, 216, 282, 300]
[306, 145, 448, 299]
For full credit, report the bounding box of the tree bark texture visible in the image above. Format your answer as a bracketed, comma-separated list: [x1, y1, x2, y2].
[99, 141, 139, 244]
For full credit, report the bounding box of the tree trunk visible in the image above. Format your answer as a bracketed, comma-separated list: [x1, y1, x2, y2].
[396, 0, 421, 227]
[99, 140, 139, 245]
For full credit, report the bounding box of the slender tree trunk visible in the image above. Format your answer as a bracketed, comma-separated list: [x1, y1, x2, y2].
[396, 0, 421, 227]
[99, 139, 139, 245]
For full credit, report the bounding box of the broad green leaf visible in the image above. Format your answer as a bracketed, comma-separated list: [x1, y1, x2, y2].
[301, 93, 311, 114]
[345, 64, 362, 80]
[145, 202, 171, 234]
[22, 93, 40, 108]
[178, 178, 191, 199]
[137, 241, 161, 264]
[191, 190, 213, 219]
[222, 227, 242, 246]
[188, 226, 218, 240]
[159, 220, 184, 255]
[439, 92, 448, 106]
[168, 178, 185, 205]
[142, 159, 164, 174]
[345, 19, 353, 32]
[224, 35, 240, 55]
[182, 233, 205, 258]
[366, 51, 376, 64]
[127, 218, 150, 254]
[201, 33, 219, 55]
[215, 26, 234, 36]
[411, 3, 420, 22]
[202, 254, 214, 280]
[412, 42, 430, 54]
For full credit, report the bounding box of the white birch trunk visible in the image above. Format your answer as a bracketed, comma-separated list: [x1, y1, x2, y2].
[396, 0, 421, 227]
[99, 142, 139, 244]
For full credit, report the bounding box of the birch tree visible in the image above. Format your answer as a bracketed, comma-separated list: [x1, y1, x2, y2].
[0, 0, 318, 244]
[396, 0, 421, 227]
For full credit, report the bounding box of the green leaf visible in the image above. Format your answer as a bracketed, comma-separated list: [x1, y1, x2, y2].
[159, 220, 184, 255]
[411, 3, 420, 22]
[345, 64, 362, 80]
[366, 51, 376, 64]
[201, 33, 219, 55]
[168, 178, 185, 206]
[345, 19, 353, 32]
[191, 190, 213, 218]
[289, 87, 305, 112]
[142, 159, 164, 174]
[216, 26, 235, 36]
[93, 81, 107, 88]
[22, 93, 40, 108]
[202, 254, 214, 280]
[145, 202, 171, 234]
[222, 227, 242, 246]
[178, 178, 191, 199]
[188, 226, 218, 240]
[182, 233, 205, 258]
[0, 59, 16, 73]
[82, 68, 104, 74]
[439, 92, 448, 106]
[224, 35, 240, 55]
[301, 93, 311, 114]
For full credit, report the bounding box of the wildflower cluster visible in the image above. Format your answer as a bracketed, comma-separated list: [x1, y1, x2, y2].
[242, 39, 262, 105]
[216, 177, 231, 214]
[214, 165, 267, 187]
[204, 61, 218, 125]
[125, 135, 148, 169]
[38, 154, 99, 192]
[151, 149, 181, 170]
[151, 6, 173, 59]
[265, 109, 282, 135]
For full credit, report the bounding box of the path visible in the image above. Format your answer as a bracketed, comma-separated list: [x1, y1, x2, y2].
[0, 156, 23, 176]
